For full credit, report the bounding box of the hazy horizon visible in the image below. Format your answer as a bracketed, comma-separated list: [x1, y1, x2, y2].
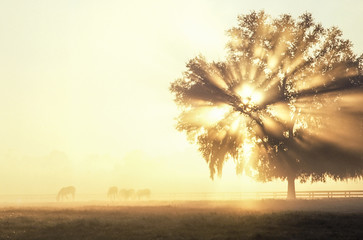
[1, 0, 363, 196]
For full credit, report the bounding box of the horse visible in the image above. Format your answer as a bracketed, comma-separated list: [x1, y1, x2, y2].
[136, 189, 151, 200]
[56, 186, 75, 202]
[119, 188, 135, 200]
[107, 186, 118, 201]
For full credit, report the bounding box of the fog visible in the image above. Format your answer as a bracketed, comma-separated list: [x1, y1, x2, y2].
[1, 0, 363, 199]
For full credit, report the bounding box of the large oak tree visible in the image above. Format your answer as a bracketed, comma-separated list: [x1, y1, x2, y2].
[170, 11, 363, 199]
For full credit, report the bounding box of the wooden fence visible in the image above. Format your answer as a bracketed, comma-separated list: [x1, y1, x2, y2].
[296, 190, 363, 199]
[238, 190, 363, 199]
[160, 190, 363, 200]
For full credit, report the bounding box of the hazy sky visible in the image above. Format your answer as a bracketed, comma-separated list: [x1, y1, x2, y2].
[1, 0, 363, 195]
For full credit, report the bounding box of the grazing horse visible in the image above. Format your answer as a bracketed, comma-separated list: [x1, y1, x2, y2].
[136, 189, 151, 200]
[56, 186, 75, 202]
[119, 189, 135, 200]
[107, 186, 118, 201]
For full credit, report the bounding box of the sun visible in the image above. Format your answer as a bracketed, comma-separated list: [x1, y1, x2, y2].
[238, 85, 263, 105]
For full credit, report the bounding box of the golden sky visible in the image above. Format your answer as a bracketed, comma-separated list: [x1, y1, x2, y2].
[1, 0, 363, 195]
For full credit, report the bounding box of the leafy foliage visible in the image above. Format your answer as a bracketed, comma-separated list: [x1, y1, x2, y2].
[170, 11, 363, 183]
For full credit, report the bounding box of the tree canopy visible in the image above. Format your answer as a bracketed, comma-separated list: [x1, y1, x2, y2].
[170, 11, 363, 193]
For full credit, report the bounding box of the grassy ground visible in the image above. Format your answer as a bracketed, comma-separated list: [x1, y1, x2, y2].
[1, 199, 363, 240]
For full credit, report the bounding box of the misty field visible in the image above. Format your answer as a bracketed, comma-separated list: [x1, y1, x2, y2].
[1, 200, 363, 240]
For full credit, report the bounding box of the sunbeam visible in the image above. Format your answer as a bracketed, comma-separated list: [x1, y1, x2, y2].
[170, 11, 363, 199]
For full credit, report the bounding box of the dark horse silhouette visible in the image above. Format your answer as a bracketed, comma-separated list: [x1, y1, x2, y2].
[57, 186, 75, 201]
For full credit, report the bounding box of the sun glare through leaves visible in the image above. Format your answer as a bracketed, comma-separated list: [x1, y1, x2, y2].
[170, 11, 363, 198]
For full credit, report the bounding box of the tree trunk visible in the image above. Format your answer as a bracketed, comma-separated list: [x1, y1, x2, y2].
[287, 175, 296, 200]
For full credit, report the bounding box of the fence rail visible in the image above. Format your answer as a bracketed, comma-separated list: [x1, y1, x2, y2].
[157, 190, 363, 200]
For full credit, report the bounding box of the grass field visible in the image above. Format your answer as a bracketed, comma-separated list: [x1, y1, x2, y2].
[1, 199, 363, 240]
